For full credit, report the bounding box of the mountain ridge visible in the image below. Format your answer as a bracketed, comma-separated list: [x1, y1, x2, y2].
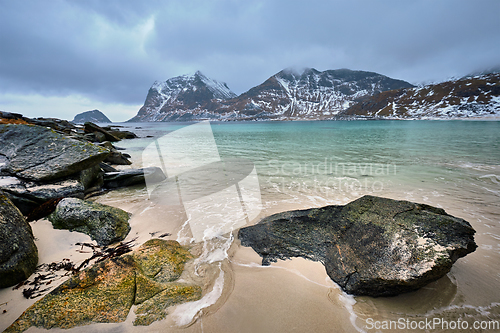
[339, 72, 500, 119]
[129, 68, 415, 122]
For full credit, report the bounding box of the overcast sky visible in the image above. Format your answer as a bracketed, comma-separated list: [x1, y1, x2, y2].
[1, 0, 499, 122]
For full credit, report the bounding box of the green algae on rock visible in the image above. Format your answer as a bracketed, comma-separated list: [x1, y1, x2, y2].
[5, 255, 137, 333]
[5, 239, 202, 332]
[134, 239, 193, 282]
[239, 195, 477, 297]
[134, 283, 202, 326]
[48, 197, 131, 246]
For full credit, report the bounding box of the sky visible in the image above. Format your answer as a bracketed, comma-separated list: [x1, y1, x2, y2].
[1, 0, 499, 122]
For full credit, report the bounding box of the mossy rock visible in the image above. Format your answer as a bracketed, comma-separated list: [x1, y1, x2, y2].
[5, 255, 136, 333]
[134, 239, 193, 282]
[134, 283, 202, 326]
[5, 239, 202, 332]
[48, 197, 131, 246]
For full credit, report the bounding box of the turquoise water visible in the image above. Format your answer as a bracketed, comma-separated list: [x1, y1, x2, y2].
[112, 120, 500, 332]
[122, 120, 500, 210]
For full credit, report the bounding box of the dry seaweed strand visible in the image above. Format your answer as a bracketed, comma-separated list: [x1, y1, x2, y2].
[14, 238, 138, 299]
[25, 197, 64, 222]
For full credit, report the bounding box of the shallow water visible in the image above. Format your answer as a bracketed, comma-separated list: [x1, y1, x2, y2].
[1, 120, 499, 332]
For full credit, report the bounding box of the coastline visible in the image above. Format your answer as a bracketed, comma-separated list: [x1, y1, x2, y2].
[1, 120, 499, 332]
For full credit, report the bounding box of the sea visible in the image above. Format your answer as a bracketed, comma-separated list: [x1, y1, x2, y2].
[1, 120, 499, 332]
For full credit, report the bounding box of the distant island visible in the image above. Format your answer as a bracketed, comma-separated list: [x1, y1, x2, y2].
[73, 110, 111, 124]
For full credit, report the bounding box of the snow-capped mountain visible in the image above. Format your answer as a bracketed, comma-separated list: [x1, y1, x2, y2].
[224, 68, 415, 120]
[129, 71, 237, 122]
[340, 73, 500, 119]
[128, 68, 414, 122]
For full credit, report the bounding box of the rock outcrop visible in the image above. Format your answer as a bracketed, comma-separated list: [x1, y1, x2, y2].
[0, 178, 84, 215]
[238, 195, 477, 297]
[5, 239, 201, 332]
[0, 124, 109, 182]
[48, 198, 131, 246]
[0, 190, 38, 288]
[84, 122, 121, 142]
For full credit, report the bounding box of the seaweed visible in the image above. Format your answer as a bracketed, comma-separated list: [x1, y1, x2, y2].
[14, 238, 138, 299]
[25, 197, 64, 222]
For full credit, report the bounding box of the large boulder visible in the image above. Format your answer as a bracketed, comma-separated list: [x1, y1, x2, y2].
[5, 239, 201, 332]
[103, 167, 166, 189]
[239, 195, 477, 297]
[0, 124, 109, 181]
[48, 198, 131, 246]
[0, 190, 38, 288]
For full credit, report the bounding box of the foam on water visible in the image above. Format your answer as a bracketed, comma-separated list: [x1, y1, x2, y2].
[171, 264, 225, 327]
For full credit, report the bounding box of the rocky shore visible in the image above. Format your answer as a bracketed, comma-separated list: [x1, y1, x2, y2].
[1, 111, 205, 331]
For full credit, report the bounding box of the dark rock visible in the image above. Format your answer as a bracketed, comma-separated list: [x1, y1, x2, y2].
[84, 122, 120, 142]
[104, 167, 166, 189]
[108, 129, 138, 139]
[93, 131, 107, 143]
[0, 111, 25, 121]
[99, 162, 118, 173]
[0, 190, 38, 288]
[104, 151, 132, 165]
[78, 164, 104, 193]
[0, 124, 109, 182]
[0, 177, 84, 215]
[48, 198, 131, 246]
[98, 141, 115, 150]
[29, 118, 77, 134]
[5, 239, 201, 332]
[238, 195, 477, 297]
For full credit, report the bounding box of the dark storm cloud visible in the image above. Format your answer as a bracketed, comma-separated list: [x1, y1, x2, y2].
[1, 0, 499, 116]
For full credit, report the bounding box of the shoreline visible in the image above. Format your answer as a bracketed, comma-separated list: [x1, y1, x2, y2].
[1, 119, 499, 332]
